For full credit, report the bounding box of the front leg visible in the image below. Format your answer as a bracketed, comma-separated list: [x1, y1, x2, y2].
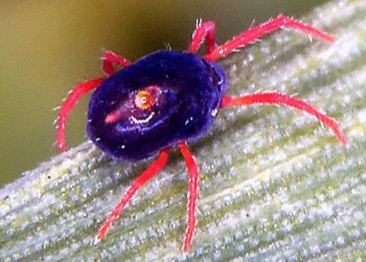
[188, 21, 216, 54]
[57, 78, 106, 152]
[204, 16, 335, 61]
[102, 50, 132, 75]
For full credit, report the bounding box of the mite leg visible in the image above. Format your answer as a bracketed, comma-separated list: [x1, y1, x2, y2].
[97, 148, 170, 240]
[188, 21, 216, 54]
[220, 93, 347, 144]
[102, 50, 132, 75]
[204, 15, 334, 61]
[57, 77, 106, 152]
[178, 142, 200, 253]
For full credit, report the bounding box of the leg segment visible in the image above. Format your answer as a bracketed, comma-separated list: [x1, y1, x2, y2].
[57, 77, 106, 152]
[204, 15, 335, 62]
[188, 21, 216, 54]
[178, 142, 200, 253]
[220, 93, 347, 144]
[57, 51, 131, 152]
[97, 148, 170, 240]
[102, 50, 132, 75]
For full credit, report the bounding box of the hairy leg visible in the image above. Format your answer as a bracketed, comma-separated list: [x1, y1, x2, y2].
[97, 148, 171, 240]
[102, 50, 132, 75]
[220, 93, 347, 144]
[178, 142, 200, 252]
[188, 21, 216, 54]
[57, 78, 106, 152]
[204, 15, 334, 61]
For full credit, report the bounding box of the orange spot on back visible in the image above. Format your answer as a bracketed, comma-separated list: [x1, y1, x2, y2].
[135, 90, 154, 110]
[104, 85, 162, 124]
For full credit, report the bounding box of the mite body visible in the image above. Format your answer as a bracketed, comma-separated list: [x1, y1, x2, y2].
[87, 51, 226, 161]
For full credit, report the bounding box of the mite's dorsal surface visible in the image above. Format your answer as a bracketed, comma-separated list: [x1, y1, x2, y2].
[87, 51, 227, 161]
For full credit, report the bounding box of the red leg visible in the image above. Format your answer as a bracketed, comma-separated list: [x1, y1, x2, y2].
[97, 148, 170, 240]
[204, 15, 335, 62]
[220, 93, 347, 144]
[57, 77, 106, 152]
[102, 50, 132, 76]
[178, 142, 200, 253]
[188, 21, 216, 54]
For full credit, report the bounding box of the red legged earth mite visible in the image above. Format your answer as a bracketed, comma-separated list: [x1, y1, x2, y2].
[56, 16, 348, 252]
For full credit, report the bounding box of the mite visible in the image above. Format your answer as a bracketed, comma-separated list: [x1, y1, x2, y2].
[56, 16, 347, 252]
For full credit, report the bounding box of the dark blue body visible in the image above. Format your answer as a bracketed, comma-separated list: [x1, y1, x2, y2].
[87, 50, 227, 161]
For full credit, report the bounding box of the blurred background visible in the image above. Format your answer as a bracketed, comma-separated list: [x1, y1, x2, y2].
[0, 0, 328, 187]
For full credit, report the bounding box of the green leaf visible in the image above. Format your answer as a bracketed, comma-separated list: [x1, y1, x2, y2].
[1, 0, 366, 260]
